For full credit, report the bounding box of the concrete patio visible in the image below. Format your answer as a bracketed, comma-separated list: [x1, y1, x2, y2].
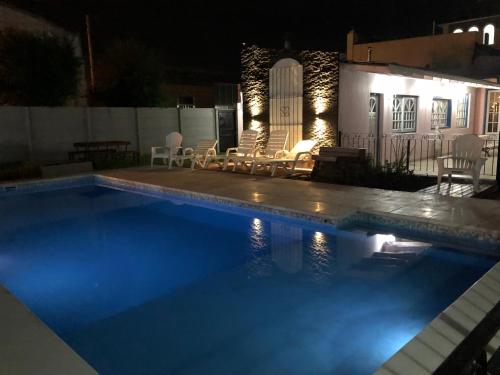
[99, 166, 500, 242]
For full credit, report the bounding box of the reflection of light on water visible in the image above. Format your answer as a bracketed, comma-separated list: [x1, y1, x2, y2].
[251, 218, 264, 247]
[247, 218, 272, 278]
[309, 231, 333, 282]
[375, 326, 421, 362]
[313, 232, 327, 250]
[374, 234, 396, 252]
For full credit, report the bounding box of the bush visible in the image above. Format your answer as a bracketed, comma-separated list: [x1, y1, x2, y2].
[312, 157, 435, 192]
[0, 162, 41, 182]
[0, 30, 81, 106]
[94, 40, 166, 107]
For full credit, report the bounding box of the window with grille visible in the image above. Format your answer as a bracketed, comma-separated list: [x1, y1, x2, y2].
[431, 99, 451, 129]
[392, 95, 417, 132]
[456, 94, 470, 128]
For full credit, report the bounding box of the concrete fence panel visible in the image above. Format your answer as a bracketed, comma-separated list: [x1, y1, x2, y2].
[137, 108, 179, 154]
[0, 107, 30, 163]
[89, 107, 138, 150]
[179, 108, 216, 148]
[30, 107, 87, 163]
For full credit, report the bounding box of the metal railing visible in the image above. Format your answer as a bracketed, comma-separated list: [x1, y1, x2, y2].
[338, 132, 499, 177]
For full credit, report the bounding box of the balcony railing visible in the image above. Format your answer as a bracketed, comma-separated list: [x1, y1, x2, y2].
[338, 132, 498, 177]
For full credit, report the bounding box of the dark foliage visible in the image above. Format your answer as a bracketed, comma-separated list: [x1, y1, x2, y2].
[312, 158, 435, 192]
[0, 30, 81, 106]
[0, 162, 41, 181]
[94, 39, 166, 107]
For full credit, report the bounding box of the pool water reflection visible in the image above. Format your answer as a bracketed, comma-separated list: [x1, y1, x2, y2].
[0, 185, 496, 375]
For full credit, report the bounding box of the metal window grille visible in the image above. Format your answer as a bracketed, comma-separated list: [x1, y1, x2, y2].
[393, 95, 416, 132]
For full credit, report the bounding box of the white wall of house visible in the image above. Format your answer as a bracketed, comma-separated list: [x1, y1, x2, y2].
[339, 64, 484, 138]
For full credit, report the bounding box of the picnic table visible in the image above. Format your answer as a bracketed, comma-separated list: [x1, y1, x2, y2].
[68, 141, 134, 162]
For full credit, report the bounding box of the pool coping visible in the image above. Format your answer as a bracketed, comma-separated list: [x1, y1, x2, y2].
[1, 174, 500, 374]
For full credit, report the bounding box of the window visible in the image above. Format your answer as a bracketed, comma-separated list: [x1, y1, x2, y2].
[453, 28, 464, 33]
[487, 91, 500, 133]
[392, 96, 417, 132]
[484, 24, 495, 45]
[456, 94, 470, 128]
[431, 99, 451, 129]
[468, 26, 479, 32]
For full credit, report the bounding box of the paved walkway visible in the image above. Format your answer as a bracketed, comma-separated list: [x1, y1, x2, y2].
[99, 167, 500, 242]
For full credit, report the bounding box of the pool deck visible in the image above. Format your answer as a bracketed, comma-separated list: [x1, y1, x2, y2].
[99, 167, 500, 246]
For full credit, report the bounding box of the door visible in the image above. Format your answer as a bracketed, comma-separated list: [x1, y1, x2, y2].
[486, 90, 500, 134]
[369, 93, 382, 163]
[217, 110, 237, 153]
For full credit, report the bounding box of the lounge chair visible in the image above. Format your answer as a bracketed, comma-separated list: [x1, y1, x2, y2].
[437, 134, 487, 192]
[222, 129, 258, 171]
[252, 139, 317, 176]
[179, 139, 218, 170]
[151, 132, 183, 169]
[232, 129, 289, 172]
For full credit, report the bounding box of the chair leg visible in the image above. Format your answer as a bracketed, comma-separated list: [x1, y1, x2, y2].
[223, 158, 228, 171]
[448, 174, 452, 186]
[232, 161, 238, 172]
[250, 161, 257, 175]
[151, 157, 154, 168]
[473, 174, 480, 193]
[168, 158, 173, 170]
[437, 172, 442, 191]
[271, 163, 278, 177]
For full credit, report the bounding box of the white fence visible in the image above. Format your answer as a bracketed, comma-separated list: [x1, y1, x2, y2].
[0, 107, 218, 163]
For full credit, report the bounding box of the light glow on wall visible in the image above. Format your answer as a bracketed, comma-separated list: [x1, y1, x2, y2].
[314, 95, 327, 115]
[250, 96, 264, 117]
[453, 28, 463, 33]
[374, 234, 396, 251]
[468, 26, 479, 32]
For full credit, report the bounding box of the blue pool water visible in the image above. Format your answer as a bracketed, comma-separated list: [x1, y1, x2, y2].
[0, 184, 497, 374]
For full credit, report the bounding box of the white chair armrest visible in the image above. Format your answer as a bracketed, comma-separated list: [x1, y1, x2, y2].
[183, 147, 194, 156]
[294, 151, 312, 162]
[226, 147, 238, 157]
[151, 146, 166, 154]
[437, 155, 452, 160]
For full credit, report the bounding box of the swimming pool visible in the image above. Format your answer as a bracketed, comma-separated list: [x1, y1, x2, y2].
[0, 182, 497, 374]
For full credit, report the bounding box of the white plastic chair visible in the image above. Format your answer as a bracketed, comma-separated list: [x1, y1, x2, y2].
[151, 132, 183, 169]
[180, 139, 218, 170]
[437, 134, 487, 192]
[223, 130, 258, 171]
[260, 139, 317, 176]
[232, 129, 289, 172]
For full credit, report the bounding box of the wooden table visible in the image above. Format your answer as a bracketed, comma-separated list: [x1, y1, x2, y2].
[68, 141, 132, 161]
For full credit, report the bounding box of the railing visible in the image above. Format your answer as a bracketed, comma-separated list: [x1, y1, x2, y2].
[338, 132, 499, 177]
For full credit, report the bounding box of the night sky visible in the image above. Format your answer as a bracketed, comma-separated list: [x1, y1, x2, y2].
[5, 0, 500, 81]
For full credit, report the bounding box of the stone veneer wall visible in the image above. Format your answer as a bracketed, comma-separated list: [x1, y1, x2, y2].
[241, 45, 339, 148]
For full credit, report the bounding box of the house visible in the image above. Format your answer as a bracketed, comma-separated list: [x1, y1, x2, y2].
[346, 16, 500, 79]
[338, 62, 500, 167]
[341, 18, 500, 173]
[0, 3, 87, 105]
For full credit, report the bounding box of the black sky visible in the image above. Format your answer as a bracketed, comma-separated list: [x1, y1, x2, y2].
[5, 0, 500, 81]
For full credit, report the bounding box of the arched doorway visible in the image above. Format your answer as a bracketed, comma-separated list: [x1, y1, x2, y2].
[269, 58, 303, 150]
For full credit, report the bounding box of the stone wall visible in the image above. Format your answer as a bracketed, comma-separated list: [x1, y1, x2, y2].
[241, 45, 339, 148]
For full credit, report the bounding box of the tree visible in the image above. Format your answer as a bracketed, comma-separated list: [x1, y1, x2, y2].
[95, 39, 166, 107]
[0, 30, 81, 106]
